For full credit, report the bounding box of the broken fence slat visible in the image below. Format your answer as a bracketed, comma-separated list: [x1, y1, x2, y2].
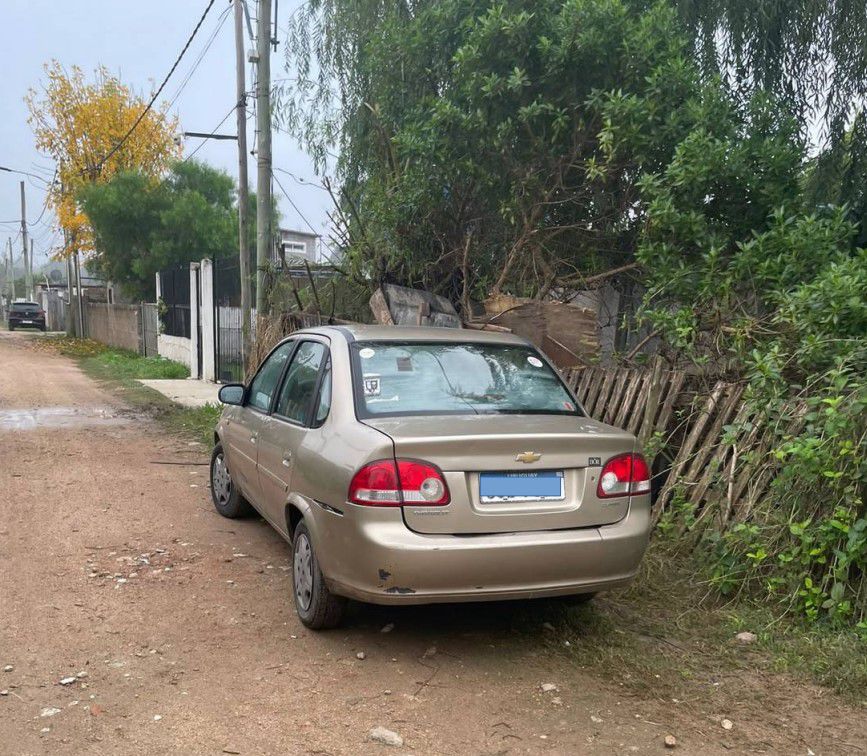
[604, 370, 630, 425]
[687, 388, 747, 507]
[654, 381, 728, 518]
[584, 369, 607, 418]
[615, 369, 645, 431]
[681, 384, 744, 486]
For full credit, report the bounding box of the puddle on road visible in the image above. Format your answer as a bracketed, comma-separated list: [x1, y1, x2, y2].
[0, 406, 132, 431]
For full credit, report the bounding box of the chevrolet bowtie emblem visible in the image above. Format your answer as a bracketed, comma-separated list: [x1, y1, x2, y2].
[515, 451, 542, 464]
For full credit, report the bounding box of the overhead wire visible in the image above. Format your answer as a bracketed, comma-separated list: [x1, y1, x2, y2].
[97, 0, 219, 172]
[167, 3, 233, 109]
[271, 169, 319, 237]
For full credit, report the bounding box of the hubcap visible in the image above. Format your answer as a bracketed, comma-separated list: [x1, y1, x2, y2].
[294, 534, 314, 611]
[212, 452, 232, 505]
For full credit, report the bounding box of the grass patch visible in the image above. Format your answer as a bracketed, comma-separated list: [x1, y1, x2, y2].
[519, 542, 867, 705]
[38, 337, 188, 379]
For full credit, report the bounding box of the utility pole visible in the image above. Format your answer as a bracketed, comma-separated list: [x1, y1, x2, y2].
[6, 239, 15, 302]
[65, 241, 75, 336]
[20, 181, 32, 300]
[75, 251, 84, 337]
[30, 238, 35, 297]
[235, 0, 252, 365]
[255, 0, 272, 316]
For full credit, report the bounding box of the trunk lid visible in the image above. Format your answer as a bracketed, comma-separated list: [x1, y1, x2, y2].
[363, 414, 636, 534]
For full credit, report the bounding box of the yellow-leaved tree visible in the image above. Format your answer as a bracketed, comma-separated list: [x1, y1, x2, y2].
[26, 61, 181, 257]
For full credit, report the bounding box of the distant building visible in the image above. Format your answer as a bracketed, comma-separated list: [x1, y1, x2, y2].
[275, 229, 319, 266]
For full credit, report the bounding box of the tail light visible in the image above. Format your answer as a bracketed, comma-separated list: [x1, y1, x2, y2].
[37, 309, 45, 316]
[597, 453, 651, 498]
[348, 459, 450, 506]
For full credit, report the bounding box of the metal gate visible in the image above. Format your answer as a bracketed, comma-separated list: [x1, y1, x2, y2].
[213, 256, 249, 383]
[158, 264, 191, 338]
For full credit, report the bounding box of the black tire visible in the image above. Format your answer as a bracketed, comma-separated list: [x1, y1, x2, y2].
[40, 325, 46, 332]
[291, 522, 346, 630]
[8, 324, 13, 331]
[210, 442, 254, 518]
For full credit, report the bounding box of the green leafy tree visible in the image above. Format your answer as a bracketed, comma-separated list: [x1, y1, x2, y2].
[80, 160, 261, 300]
[283, 0, 711, 303]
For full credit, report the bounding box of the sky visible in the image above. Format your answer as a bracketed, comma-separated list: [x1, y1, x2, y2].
[0, 0, 331, 272]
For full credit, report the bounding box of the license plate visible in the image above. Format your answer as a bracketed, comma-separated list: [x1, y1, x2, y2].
[21, 320, 33, 324]
[479, 470, 565, 502]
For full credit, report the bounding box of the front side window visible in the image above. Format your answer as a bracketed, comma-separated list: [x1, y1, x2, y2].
[274, 342, 328, 424]
[247, 341, 294, 412]
[351, 341, 580, 418]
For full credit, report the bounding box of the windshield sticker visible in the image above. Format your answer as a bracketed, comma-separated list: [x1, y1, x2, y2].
[527, 355, 544, 368]
[396, 356, 413, 372]
[362, 374, 381, 397]
[359, 347, 375, 359]
[563, 401, 575, 411]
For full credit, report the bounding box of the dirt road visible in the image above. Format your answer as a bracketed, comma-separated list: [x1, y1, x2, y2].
[0, 331, 863, 755]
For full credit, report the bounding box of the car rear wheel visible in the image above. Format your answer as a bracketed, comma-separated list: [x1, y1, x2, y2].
[210, 442, 253, 518]
[292, 522, 346, 630]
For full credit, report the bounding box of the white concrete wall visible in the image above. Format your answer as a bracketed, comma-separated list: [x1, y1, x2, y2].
[157, 334, 192, 368]
[199, 259, 216, 382]
[189, 264, 200, 379]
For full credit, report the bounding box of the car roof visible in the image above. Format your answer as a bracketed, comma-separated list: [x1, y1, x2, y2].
[306, 324, 529, 346]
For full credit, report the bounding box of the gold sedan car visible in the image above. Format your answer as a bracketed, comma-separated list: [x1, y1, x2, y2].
[211, 326, 651, 629]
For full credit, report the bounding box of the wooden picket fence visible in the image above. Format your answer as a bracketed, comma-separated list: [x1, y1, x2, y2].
[565, 365, 791, 528]
[564, 360, 686, 448]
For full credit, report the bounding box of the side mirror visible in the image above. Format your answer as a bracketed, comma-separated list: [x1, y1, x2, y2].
[218, 384, 245, 405]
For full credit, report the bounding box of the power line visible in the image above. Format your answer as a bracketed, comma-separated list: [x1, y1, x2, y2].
[274, 166, 328, 192]
[98, 0, 218, 172]
[272, 169, 319, 236]
[167, 4, 233, 109]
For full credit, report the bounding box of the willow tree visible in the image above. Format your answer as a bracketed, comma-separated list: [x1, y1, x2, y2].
[676, 0, 867, 141]
[26, 61, 180, 257]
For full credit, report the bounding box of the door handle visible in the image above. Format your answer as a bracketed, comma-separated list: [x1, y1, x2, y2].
[281, 451, 293, 468]
[250, 433, 258, 444]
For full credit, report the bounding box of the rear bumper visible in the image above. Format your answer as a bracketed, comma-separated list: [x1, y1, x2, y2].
[320, 497, 651, 605]
[8, 318, 45, 328]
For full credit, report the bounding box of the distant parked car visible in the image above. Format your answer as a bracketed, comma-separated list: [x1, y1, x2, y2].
[7, 301, 46, 331]
[211, 326, 652, 629]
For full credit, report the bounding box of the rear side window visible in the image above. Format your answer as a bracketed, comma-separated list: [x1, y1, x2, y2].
[11, 303, 39, 311]
[313, 359, 332, 426]
[274, 342, 328, 424]
[247, 342, 294, 412]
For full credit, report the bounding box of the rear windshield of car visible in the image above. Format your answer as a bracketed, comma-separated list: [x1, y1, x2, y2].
[11, 303, 39, 311]
[350, 341, 582, 417]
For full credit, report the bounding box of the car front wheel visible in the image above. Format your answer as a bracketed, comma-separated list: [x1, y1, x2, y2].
[210, 442, 253, 518]
[292, 522, 346, 630]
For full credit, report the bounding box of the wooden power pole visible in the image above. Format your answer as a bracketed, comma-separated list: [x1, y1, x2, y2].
[20, 181, 32, 301]
[234, 0, 252, 365]
[255, 0, 272, 316]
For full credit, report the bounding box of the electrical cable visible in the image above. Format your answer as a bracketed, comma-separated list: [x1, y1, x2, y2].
[167, 4, 232, 109]
[271, 169, 319, 236]
[98, 0, 218, 171]
[274, 166, 327, 192]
